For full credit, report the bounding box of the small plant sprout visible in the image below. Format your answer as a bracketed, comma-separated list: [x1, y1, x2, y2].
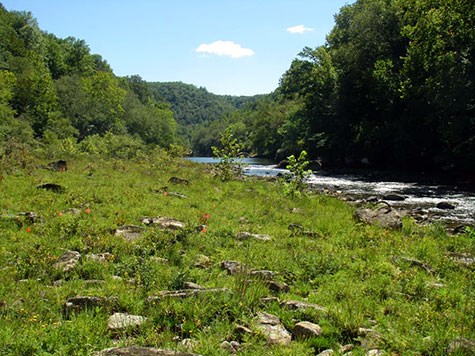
[282, 150, 313, 197]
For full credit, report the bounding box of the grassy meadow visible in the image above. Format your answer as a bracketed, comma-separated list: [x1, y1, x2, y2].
[0, 152, 474, 355]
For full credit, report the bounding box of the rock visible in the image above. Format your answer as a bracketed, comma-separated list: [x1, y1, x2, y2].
[250, 270, 275, 280]
[260, 297, 280, 304]
[382, 194, 405, 201]
[107, 313, 148, 332]
[183, 282, 205, 290]
[281, 300, 327, 313]
[86, 253, 114, 262]
[291, 208, 303, 214]
[94, 347, 200, 355]
[254, 312, 292, 345]
[447, 337, 475, 354]
[221, 261, 246, 275]
[268, 281, 290, 293]
[64, 296, 118, 317]
[341, 344, 354, 353]
[168, 192, 188, 199]
[398, 256, 434, 274]
[221, 340, 240, 353]
[236, 231, 271, 241]
[354, 206, 402, 230]
[180, 338, 198, 352]
[54, 250, 81, 272]
[115, 225, 144, 241]
[63, 208, 81, 215]
[46, 160, 67, 172]
[447, 252, 475, 266]
[366, 350, 383, 356]
[317, 350, 334, 356]
[37, 183, 65, 193]
[147, 288, 231, 302]
[194, 254, 211, 268]
[293, 321, 323, 339]
[235, 324, 253, 336]
[168, 177, 190, 185]
[141, 216, 186, 230]
[436, 201, 455, 210]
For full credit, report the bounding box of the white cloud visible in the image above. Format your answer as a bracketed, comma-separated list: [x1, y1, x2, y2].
[196, 40, 254, 58]
[286, 24, 314, 34]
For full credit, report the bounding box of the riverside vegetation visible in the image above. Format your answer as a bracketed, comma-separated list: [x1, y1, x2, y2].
[0, 145, 474, 355]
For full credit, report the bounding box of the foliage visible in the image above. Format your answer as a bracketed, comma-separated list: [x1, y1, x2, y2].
[282, 150, 312, 197]
[211, 128, 245, 181]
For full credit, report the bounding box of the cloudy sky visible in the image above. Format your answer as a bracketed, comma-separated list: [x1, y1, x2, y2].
[2, 0, 354, 96]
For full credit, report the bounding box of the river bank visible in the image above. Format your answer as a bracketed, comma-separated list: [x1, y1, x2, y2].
[188, 157, 475, 228]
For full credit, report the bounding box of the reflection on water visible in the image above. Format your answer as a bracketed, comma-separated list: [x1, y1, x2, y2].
[186, 157, 475, 225]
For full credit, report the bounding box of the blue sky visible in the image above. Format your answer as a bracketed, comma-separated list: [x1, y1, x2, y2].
[2, 0, 354, 96]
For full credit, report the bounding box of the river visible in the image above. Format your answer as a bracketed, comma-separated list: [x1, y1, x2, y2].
[187, 157, 475, 227]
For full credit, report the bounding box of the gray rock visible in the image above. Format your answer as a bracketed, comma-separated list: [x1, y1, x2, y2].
[255, 312, 292, 345]
[194, 255, 211, 268]
[54, 250, 81, 272]
[107, 313, 148, 332]
[250, 270, 275, 280]
[221, 260, 246, 275]
[86, 253, 114, 262]
[183, 282, 205, 290]
[382, 194, 405, 201]
[436, 201, 455, 210]
[317, 350, 334, 356]
[447, 252, 475, 266]
[281, 300, 327, 313]
[95, 347, 200, 355]
[447, 337, 475, 354]
[366, 350, 383, 356]
[236, 231, 271, 241]
[221, 340, 240, 353]
[115, 225, 144, 241]
[354, 206, 402, 230]
[147, 288, 231, 302]
[268, 281, 290, 293]
[64, 296, 118, 317]
[168, 177, 190, 185]
[142, 216, 186, 230]
[293, 321, 323, 339]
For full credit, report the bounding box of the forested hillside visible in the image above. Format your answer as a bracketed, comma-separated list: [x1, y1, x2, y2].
[0, 5, 178, 158]
[225, 0, 474, 173]
[1, 0, 473, 174]
[148, 81, 263, 147]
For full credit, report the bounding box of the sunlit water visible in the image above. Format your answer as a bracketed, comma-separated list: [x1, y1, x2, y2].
[187, 157, 475, 225]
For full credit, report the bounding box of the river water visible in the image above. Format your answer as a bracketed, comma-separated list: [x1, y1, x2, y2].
[187, 157, 475, 226]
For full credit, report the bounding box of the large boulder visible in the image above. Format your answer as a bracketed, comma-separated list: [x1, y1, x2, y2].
[354, 205, 402, 230]
[254, 312, 292, 345]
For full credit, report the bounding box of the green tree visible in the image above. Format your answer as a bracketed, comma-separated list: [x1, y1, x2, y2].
[212, 128, 245, 181]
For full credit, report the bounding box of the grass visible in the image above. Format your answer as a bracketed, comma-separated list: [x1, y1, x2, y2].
[0, 151, 474, 355]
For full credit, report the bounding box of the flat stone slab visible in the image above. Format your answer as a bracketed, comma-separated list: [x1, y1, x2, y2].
[281, 300, 327, 313]
[64, 296, 118, 317]
[147, 288, 231, 302]
[254, 312, 292, 345]
[108, 313, 147, 332]
[293, 321, 323, 339]
[115, 225, 144, 241]
[236, 231, 271, 241]
[141, 216, 186, 230]
[54, 250, 81, 272]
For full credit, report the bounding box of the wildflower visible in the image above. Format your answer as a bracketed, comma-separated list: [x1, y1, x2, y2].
[202, 226, 207, 234]
[85, 208, 91, 214]
[205, 213, 211, 220]
[58, 211, 63, 217]
[26, 227, 31, 233]
[164, 191, 169, 197]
